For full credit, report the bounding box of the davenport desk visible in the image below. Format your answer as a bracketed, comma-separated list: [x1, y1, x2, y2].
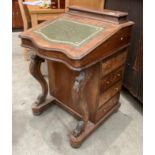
[19, 6, 134, 148]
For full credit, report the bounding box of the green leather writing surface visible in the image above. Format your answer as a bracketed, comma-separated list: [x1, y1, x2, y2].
[35, 18, 104, 47]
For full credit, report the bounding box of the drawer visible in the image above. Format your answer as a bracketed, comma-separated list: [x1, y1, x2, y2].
[98, 81, 122, 109]
[100, 67, 124, 92]
[101, 50, 127, 77]
[96, 94, 120, 122]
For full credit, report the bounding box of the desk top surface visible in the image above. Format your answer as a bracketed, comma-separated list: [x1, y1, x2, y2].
[20, 14, 117, 59]
[35, 18, 104, 47]
[19, 6, 133, 63]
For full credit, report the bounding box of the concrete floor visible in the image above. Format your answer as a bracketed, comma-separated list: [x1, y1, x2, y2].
[13, 32, 143, 155]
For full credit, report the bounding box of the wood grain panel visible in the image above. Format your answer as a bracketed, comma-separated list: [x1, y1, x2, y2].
[96, 94, 119, 122]
[100, 67, 124, 92]
[12, 0, 23, 28]
[101, 50, 127, 77]
[69, 0, 105, 10]
[98, 81, 122, 109]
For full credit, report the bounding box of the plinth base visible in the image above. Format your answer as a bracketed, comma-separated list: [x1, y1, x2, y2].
[32, 99, 55, 115]
[69, 103, 120, 148]
[32, 98, 120, 148]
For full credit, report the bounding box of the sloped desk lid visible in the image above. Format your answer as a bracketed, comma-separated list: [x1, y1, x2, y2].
[35, 18, 104, 47]
[19, 15, 120, 59]
[19, 6, 134, 70]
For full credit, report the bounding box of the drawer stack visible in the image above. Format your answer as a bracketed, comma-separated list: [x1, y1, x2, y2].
[95, 50, 128, 122]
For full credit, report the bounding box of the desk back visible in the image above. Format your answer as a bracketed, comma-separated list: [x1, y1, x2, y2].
[69, 0, 105, 10]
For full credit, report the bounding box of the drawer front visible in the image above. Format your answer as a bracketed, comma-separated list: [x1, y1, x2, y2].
[101, 50, 127, 77]
[96, 94, 120, 122]
[98, 81, 122, 109]
[100, 67, 124, 92]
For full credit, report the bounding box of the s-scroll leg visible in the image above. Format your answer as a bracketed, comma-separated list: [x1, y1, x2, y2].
[29, 55, 53, 115]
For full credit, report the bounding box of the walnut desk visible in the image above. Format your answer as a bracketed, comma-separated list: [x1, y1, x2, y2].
[19, 6, 134, 148]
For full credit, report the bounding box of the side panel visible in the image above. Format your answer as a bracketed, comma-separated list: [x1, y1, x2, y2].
[47, 61, 100, 122]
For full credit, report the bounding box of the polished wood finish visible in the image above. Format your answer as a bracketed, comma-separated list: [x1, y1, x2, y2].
[18, 0, 31, 30]
[13, 0, 105, 29]
[16, 0, 105, 59]
[18, 0, 32, 60]
[69, 6, 127, 24]
[105, 0, 143, 102]
[101, 49, 127, 77]
[12, 0, 23, 28]
[20, 12, 132, 70]
[19, 6, 134, 148]
[100, 67, 124, 92]
[26, 0, 105, 28]
[29, 55, 48, 105]
[69, 0, 105, 10]
[17, 0, 66, 60]
[26, 0, 67, 28]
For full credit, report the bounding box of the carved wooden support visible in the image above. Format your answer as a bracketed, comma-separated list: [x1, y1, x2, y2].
[71, 71, 91, 138]
[29, 55, 50, 115]
[70, 103, 121, 148]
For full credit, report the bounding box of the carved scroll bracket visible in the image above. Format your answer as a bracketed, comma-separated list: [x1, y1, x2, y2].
[29, 55, 48, 106]
[73, 71, 85, 93]
[72, 70, 92, 137]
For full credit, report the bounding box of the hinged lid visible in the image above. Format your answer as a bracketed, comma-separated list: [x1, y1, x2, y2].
[68, 6, 128, 24]
[19, 6, 134, 71]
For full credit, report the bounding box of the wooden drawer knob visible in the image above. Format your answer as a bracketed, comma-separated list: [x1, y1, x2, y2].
[117, 73, 121, 77]
[106, 81, 110, 84]
[115, 88, 119, 91]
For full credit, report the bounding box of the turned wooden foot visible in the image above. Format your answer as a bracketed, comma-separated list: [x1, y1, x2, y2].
[30, 55, 52, 115]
